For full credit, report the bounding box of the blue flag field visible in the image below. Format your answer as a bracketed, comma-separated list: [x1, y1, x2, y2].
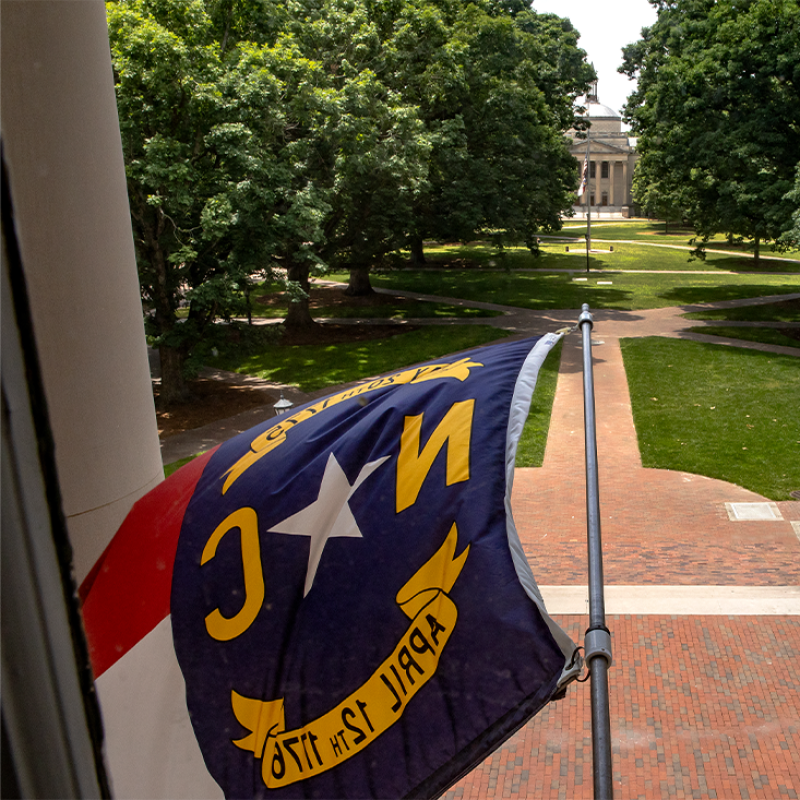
[81, 334, 578, 799]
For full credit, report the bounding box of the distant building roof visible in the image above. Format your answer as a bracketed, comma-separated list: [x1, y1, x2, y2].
[586, 102, 620, 119]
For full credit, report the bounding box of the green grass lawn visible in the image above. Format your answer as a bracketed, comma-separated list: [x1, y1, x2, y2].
[515, 339, 562, 468]
[358, 270, 800, 312]
[687, 326, 800, 349]
[210, 325, 510, 392]
[552, 221, 800, 261]
[170, 333, 559, 474]
[164, 453, 205, 477]
[391, 239, 800, 274]
[248, 281, 498, 319]
[682, 298, 800, 322]
[621, 337, 800, 500]
[554, 219, 700, 242]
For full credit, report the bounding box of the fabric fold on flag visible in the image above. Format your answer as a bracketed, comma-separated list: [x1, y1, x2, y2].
[576, 153, 588, 197]
[81, 335, 578, 799]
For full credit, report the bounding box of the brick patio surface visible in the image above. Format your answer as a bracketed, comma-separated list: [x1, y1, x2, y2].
[446, 316, 800, 799]
[447, 615, 800, 800]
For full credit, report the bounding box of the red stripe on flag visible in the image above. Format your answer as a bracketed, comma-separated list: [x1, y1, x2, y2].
[80, 448, 218, 678]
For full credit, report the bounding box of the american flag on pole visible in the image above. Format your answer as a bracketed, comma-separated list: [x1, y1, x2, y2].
[81, 335, 579, 799]
[577, 153, 588, 197]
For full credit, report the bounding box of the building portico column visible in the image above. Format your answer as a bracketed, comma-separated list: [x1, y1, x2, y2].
[2, 0, 164, 581]
[622, 161, 629, 206]
[610, 161, 616, 206]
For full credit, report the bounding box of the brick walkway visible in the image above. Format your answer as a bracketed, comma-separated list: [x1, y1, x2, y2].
[446, 319, 800, 800]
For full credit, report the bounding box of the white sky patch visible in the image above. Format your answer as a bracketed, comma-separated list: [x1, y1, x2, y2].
[531, 0, 658, 121]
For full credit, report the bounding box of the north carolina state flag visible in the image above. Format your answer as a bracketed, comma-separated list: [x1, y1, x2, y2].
[81, 335, 578, 799]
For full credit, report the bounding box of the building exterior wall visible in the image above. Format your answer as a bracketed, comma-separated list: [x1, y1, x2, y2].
[566, 100, 638, 217]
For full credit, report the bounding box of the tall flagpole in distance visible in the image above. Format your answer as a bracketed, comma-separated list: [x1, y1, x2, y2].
[585, 128, 591, 273]
[578, 305, 613, 799]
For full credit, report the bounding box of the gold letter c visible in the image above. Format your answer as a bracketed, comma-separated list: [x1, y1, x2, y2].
[201, 507, 264, 641]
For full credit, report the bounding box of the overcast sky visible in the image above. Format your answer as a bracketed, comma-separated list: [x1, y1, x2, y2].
[530, 0, 658, 118]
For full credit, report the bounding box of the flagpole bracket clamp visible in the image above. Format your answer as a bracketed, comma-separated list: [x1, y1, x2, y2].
[578, 304, 594, 329]
[584, 627, 613, 668]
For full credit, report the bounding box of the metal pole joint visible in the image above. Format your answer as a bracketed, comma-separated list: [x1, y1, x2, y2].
[584, 627, 613, 668]
[579, 303, 594, 329]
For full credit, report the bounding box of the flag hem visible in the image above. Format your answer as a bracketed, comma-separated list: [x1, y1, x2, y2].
[503, 334, 578, 668]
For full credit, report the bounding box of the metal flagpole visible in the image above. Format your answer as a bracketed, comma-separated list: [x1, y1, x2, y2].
[578, 304, 613, 799]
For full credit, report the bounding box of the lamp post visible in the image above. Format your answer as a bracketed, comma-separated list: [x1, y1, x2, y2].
[273, 392, 294, 417]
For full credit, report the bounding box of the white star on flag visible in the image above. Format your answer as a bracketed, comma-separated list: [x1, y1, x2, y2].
[268, 452, 390, 596]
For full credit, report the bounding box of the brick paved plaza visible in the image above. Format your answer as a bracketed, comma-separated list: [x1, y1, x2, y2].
[447, 328, 800, 799]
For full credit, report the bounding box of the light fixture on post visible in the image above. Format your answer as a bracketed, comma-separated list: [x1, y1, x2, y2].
[273, 392, 294, 417]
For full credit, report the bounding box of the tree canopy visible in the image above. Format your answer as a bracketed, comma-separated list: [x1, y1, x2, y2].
[108, 0, 593, 403]
[621, 0, 800, 261]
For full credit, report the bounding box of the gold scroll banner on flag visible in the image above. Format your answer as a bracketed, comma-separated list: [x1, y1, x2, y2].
[221, 358, 484, 494]
[230, 523, 469, 790]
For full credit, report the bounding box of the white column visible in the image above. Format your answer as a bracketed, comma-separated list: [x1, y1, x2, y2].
[2, 0, 164, 581]
[610, 161, 616, 206]
[622, 161, 629, 206]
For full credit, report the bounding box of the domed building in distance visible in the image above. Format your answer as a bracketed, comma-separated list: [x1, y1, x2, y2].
[567, 81, 638, 219]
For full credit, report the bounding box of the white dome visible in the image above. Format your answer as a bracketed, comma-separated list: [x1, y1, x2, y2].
[586, 102, 620, 119]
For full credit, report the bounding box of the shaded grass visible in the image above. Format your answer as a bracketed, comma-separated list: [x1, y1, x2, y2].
[249, 282, 497, 319]
[687, 326, 800, 349]
[515, 339, 562, 468]
[682, 298, 800, 323]
[621, 337, 800, 500]
[210, 325, 510, 392]
[360, 270, 800, 312]
[395, 240, 800, 274]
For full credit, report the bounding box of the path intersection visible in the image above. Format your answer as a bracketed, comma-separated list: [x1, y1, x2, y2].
[160, 287, 800, 799]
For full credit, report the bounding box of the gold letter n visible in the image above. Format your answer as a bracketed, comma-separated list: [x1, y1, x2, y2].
[396, 400, 474, 513]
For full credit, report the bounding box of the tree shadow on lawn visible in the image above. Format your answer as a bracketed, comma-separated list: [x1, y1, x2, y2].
[662, 283, 800, 308]
[704, 254, 800, 273]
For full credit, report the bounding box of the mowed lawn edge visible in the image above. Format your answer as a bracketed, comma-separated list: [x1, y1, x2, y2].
[621, 337, 800, 500]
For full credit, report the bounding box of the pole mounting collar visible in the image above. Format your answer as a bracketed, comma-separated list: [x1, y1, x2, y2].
[584, 627, 613, 668]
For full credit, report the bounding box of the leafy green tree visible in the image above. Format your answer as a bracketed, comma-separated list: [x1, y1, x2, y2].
[109, 0, 339, 399]
[621, 0, 800, 264]
[780, 163, 800, 249]
[287, 0, 432, 298]
[386, 2, 594, 261]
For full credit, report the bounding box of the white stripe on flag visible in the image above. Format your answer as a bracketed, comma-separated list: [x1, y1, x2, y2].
[95, 616, 222, 799]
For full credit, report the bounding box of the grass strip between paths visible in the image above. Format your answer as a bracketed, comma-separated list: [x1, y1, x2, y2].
[687, 326, 800, 349]
[621, 337, 800, 500]
[515, 338, 562, 468]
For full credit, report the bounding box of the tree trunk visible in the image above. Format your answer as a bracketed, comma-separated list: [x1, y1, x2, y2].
[158, 345, 191, 406]
[345, 264, 374, 297]
[410, 237, 426, 266]
[753, 236, 760, 267]
[284, 261, 316, 329]
[138, 202, 192, 407]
